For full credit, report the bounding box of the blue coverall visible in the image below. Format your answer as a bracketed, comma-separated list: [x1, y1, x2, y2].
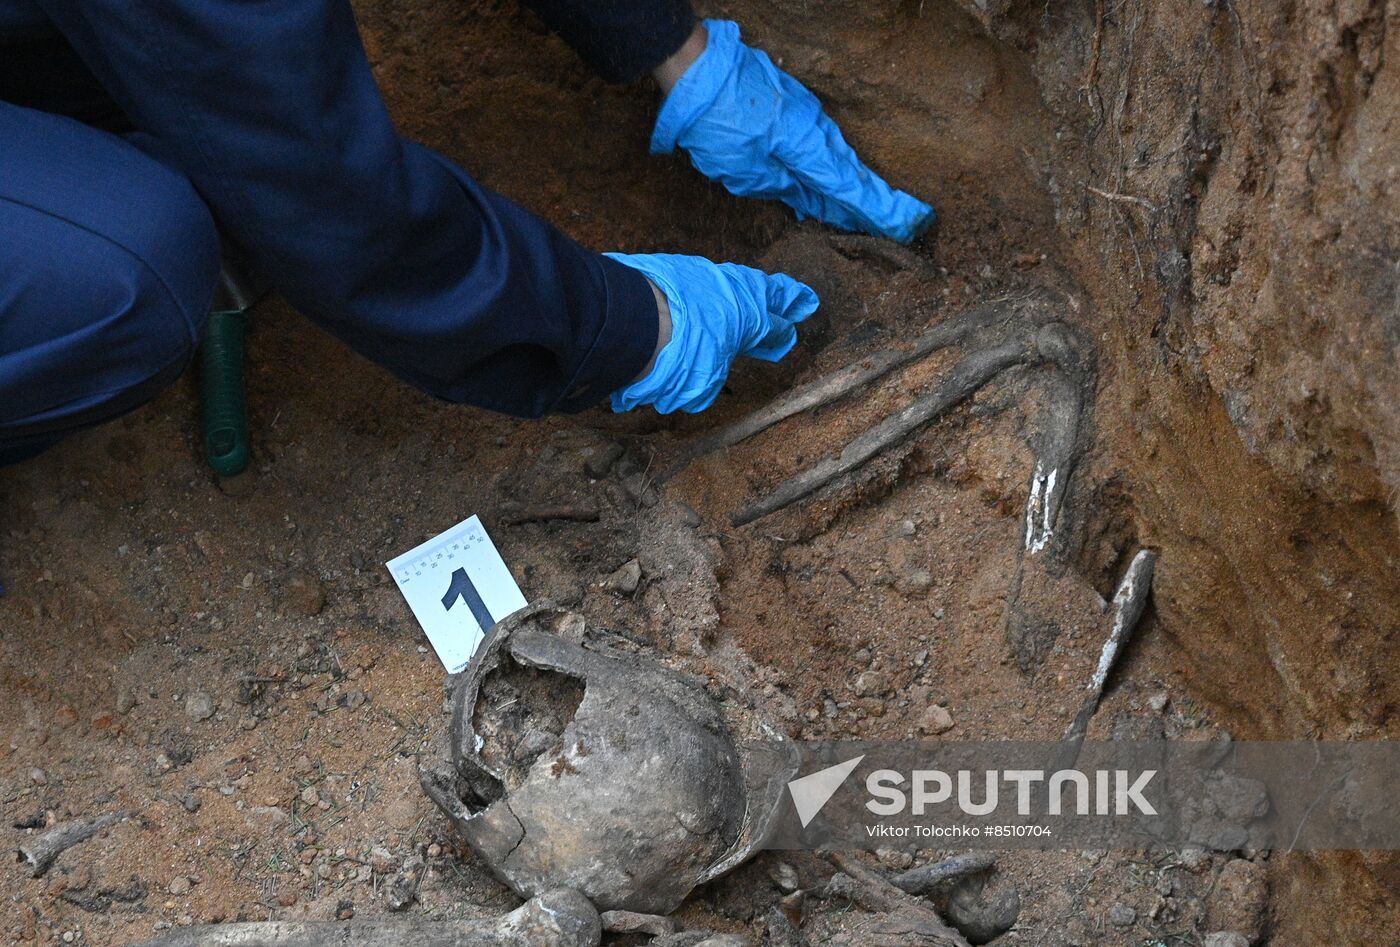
[0, 0, 696, 466]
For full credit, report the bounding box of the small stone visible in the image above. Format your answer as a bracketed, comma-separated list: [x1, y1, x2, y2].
[599, 910, 680, 936]
[854, 670, 888, 697]
[768, 861, 800, 893]
[934, 607, 946, 620]
[344, 690, 366, 711]
[603, 559, 643, 595]
[895, 519, 917, 538]
[918, 704, 955, 734]
[1204, 933, 1250, 947]
[583, 442, 624, 478]
[238, 715, 258, 731]
[369, 847, 397, 874]
[1179, 846, 1210, 870]
[1107, 903, 1136, 927]
[168, 877, 192, 896]
[894, 568, 934, 599]
[181, 793, 202, 813]
[29, 767, 47, 786]
[280, 572, 327, 617]
[552, 611, 587, 644]
[300, 785, 320, 806]
[277, 890, 297, 907]
[677, 503, 703, 528]
[1148, 692, 1170, 713]
[384, 856, 424, 912]
[116, 689, 138, 715]
[335, 899, 354, 921]
[620, 473, 659, 508]
[184, 692, 216, 721]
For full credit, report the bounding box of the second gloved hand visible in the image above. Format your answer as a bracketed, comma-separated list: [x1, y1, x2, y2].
[652, 19, 935, 244]
[607, 252, 818, 414]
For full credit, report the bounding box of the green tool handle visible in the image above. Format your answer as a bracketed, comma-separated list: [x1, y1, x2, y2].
[199, 310, 249, 477]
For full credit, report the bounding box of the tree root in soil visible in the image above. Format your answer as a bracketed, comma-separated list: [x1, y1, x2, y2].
[17, 811, 127, 879]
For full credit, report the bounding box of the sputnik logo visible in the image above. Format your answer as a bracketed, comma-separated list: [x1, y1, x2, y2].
[787, 755, 865, 828]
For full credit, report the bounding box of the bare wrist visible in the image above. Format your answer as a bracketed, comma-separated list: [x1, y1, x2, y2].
[636, 278, 673, 381]
[652, 21, 708, 95]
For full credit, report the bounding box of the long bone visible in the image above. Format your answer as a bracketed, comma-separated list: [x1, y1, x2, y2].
[134, 887, 602, 947]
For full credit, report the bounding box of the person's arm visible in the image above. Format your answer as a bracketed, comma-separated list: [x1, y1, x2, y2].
[34, 0, 660, 417]
[650, 19, 936, 244]
[525, 3, 933, 243]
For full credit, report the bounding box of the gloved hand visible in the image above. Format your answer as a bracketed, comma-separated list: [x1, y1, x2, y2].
[652, 19, 935, 244]
[607, 252, 818, 414]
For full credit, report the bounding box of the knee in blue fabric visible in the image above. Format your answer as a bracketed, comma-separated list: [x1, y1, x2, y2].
[0, 152, 220, 460]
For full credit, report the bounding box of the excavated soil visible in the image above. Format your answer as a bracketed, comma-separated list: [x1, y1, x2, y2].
[2, 1, 1397, 944]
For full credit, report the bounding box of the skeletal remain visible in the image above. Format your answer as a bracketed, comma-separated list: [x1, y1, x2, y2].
[823, 853, 972, 947]
[600, 910, 680, 935]
[17, 810, 126, 878]
[1004, 321, 1096, 668]
[1015, 323, 1091, 561]
[134, 887, 601, 947]
[664, 299, 1018, 480]
[1055, 549, 1159, 769]
[945, 872, 1022, 945]
[421, 603, 796, 914]
[890, 852, 997, 896]
[718, 296, 1091, 535]
[653, 936, 756, 947]
[732, 332, 1034, 526]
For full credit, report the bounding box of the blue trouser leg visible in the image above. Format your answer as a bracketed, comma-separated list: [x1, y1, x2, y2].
[0, 101, 221, 465]
[25, 0, 659, 422]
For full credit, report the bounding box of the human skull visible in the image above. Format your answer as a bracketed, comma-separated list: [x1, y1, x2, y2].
[420, 603, 794, 914]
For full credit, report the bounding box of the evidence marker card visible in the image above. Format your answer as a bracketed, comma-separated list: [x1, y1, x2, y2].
[386, 514, 527, 673]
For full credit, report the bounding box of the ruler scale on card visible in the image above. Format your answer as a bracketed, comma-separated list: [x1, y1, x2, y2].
[386, 515, 527, 673]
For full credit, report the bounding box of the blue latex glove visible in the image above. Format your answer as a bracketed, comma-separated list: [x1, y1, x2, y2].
[607, 252, 818, 414]
[652, 20, 935, 244]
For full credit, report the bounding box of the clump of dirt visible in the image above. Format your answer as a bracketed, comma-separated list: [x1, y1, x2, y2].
[470, 656, 585, 793]
[1, 0, 1396, 944]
